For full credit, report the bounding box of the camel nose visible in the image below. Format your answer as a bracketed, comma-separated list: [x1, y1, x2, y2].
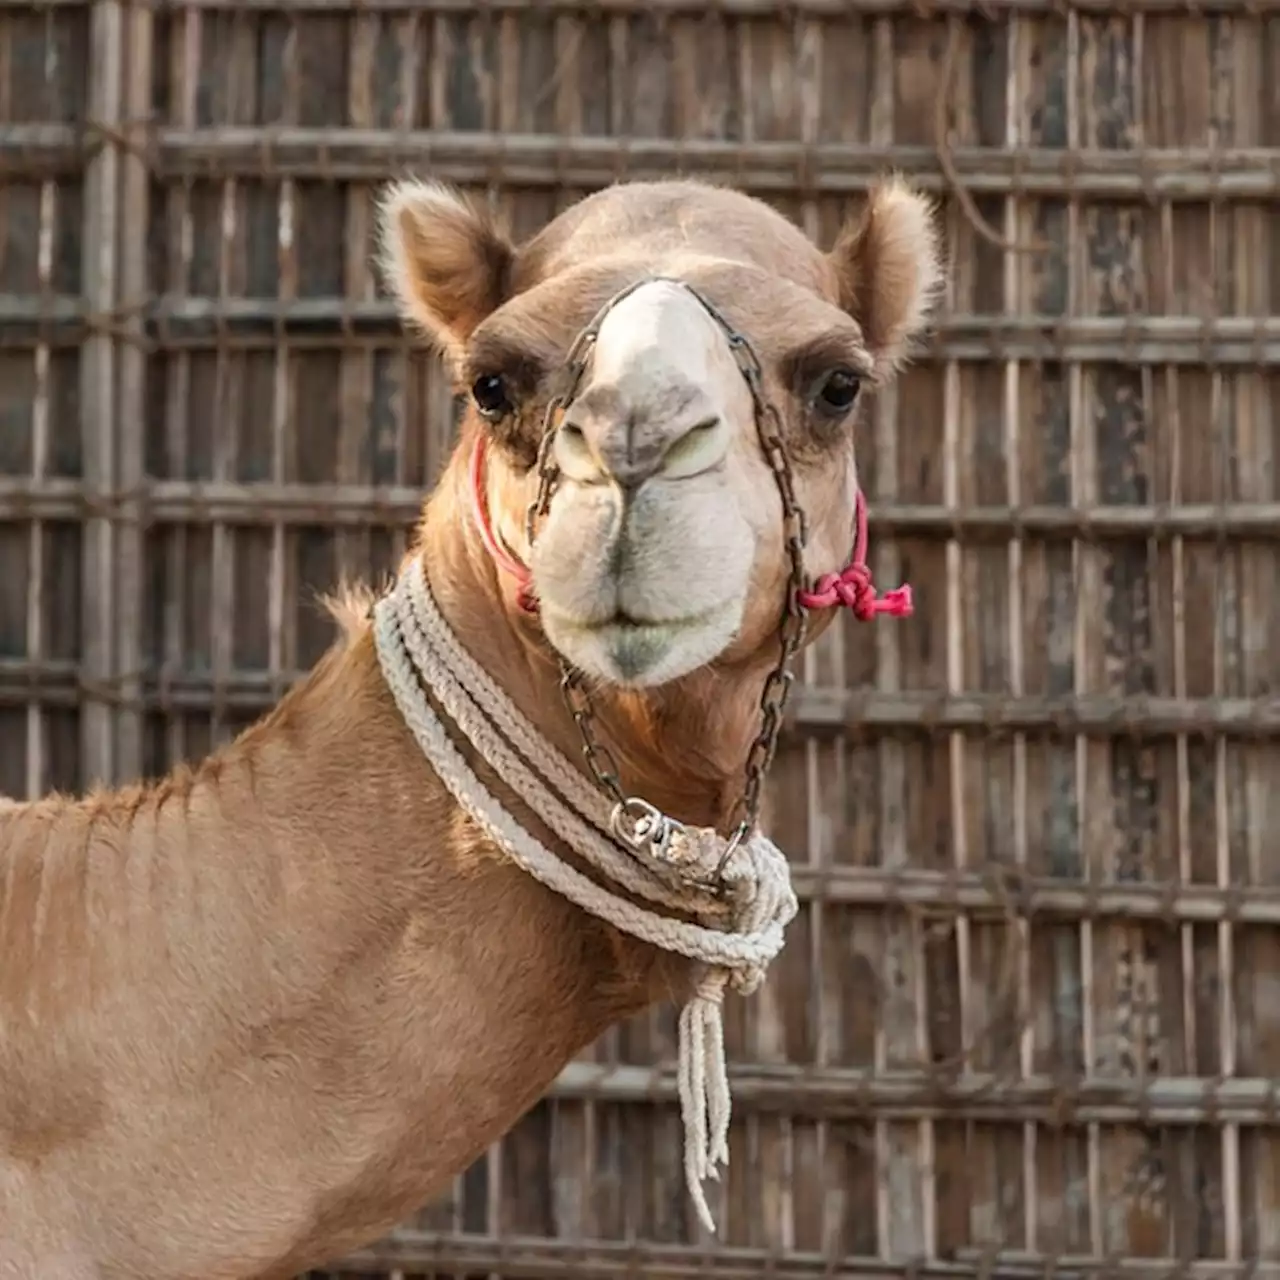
[551, 277, 738, 488]
[553, 406, 730, 489]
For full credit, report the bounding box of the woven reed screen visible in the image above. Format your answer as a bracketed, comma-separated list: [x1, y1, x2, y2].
[3, 0, 1280, 1276]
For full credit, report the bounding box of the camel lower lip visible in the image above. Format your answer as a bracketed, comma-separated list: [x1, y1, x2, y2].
[542, 599, 744, 687]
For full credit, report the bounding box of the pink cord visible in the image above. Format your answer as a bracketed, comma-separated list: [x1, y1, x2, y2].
[795, 488, 914, 619]
[469, 436, 912, 622]
[468, 436, 539, 613]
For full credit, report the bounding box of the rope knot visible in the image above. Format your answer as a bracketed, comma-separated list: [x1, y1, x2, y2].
[837, 563, 872, 615]
[800, 563, 914, 619]
[794, 489, 914, 621]
[695, 969, 730, 1005]
[671, 830, 797, 1232]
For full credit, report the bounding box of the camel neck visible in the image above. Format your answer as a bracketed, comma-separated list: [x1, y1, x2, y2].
[0, 580, 694, 1277]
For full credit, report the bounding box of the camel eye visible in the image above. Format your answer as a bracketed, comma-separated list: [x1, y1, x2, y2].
[471, 373, 512, 420]
[814, 367, 862, 416]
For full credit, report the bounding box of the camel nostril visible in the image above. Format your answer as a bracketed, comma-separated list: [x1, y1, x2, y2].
[552, 418, 610, 484]
[660, 416, 726, 478]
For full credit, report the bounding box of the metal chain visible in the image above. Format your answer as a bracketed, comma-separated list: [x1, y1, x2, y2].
[720, 328, 810, 852]
[524, 276, 661, 550]
[524, 332, 595, 551]
[559, 664, 629, 814]
[526, 278, 811, 886]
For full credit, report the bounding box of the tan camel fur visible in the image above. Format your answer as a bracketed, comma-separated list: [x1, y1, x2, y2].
[0, 175, 941, 1279]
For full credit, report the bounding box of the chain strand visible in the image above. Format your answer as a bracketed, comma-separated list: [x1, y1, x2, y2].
[523, 278, 810, 880]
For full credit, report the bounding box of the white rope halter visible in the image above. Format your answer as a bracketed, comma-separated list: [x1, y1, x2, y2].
[372, 556, 798, 1233]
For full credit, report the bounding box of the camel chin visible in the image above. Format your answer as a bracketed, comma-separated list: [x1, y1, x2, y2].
[541, 595, 745, 688]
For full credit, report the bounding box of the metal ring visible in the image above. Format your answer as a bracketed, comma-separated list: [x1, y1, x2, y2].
[610, 796, 679, 858]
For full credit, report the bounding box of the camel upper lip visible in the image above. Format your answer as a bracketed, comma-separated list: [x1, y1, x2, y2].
[546, 601, 732, 634]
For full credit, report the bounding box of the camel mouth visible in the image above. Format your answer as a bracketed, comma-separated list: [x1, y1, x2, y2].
[542, 597, 743, 688]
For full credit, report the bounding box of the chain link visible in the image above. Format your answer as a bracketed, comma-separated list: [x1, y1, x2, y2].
[559, 664, 629, 813]
[524, 333, 595, 551]
[524, 276, 662, 551]
[721, 327, 811, 853]
[526, 278, 811, 887]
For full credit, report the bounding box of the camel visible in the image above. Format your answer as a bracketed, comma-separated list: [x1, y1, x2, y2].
[0, 173, 941, 1279]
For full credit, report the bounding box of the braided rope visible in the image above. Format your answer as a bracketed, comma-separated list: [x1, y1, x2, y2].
[372, 558, 798, 1233]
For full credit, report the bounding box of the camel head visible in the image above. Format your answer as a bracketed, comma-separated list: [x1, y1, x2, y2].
[378, 177, 942, 690]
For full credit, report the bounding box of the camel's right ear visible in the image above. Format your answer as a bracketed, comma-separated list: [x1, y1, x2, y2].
[378, 180, 514, 358]
[826, 176, 943, 378]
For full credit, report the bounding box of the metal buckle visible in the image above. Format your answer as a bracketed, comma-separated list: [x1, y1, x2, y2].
[610, 797, 682, 861]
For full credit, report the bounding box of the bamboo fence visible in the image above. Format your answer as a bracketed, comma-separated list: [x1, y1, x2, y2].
[1, 0, 1279, 1276]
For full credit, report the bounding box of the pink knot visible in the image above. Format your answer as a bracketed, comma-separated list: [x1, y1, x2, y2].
[795, 490, 914, 622]
[797, 567, 914, 620]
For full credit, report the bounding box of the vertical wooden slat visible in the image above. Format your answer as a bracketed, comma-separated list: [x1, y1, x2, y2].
[1149, 4, 1221, 1240]
[80, 0, 122, 787]
[161, 4, 200, 774]
[935, 19, 967, 1101]
[25, 180, 55, 799]
[386, 6, 422, 587]
[868, 12, 922, 1263]
[1062, 7, 1106, 1264]
[793, 6, 826, 1263]
[112, 0, 149, 782]
[275, 16, 300, 681]
[1208, 20, 1243, 1266]
[939, 16, 970, 1259]
[1004, 13, 1037, 1257]
[338, 10, 375, 591]
[1017, 6, 1087, 1255]
[1227, 10, 1280, 1258]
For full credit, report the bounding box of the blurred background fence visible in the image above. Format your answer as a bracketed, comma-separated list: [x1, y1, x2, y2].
[3, 0, 1280, 1276]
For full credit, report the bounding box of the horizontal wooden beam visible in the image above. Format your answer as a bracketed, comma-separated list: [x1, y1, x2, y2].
[2, 296, 1278, 363]
[547, 1062, 1280, 1125]
[0, 0, 1272, 12]
[785, 687, 1280, 738]
[4, 659, 1279, 743]
[336, 1233, 1280, 1280]
[6, 127, 1280, 203]
[4, 478, 1280, 541]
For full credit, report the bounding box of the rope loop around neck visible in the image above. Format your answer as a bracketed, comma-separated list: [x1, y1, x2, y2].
[372, 558, 798, 1234]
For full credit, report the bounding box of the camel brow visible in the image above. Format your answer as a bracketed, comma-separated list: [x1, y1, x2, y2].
[779, 328, 876, 384]
[463, 329, 550, 386]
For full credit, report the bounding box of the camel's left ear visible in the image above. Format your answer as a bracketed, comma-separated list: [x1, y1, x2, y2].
[827, 177, 944, 377]
[378, 179, 514, 361]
